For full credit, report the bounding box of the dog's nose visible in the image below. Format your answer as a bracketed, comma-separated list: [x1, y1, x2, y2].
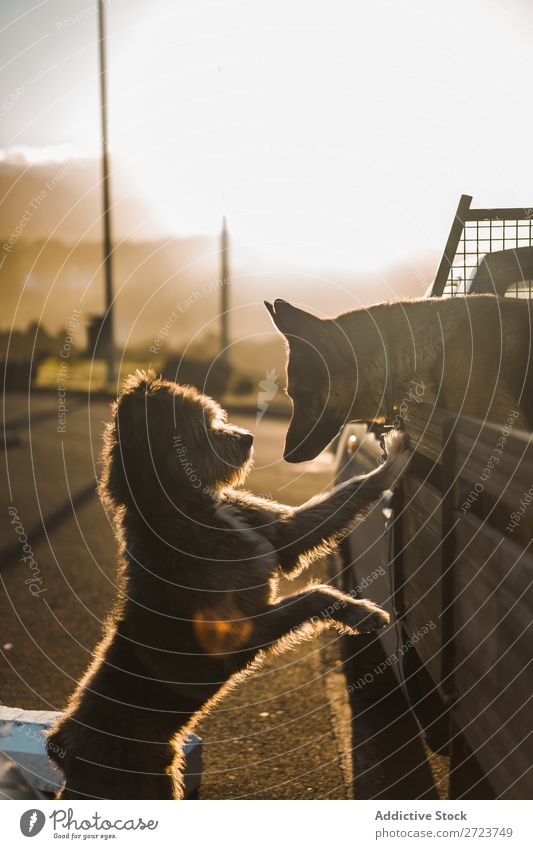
[283, 440, 316, 463]
[241, 432, 254, 449]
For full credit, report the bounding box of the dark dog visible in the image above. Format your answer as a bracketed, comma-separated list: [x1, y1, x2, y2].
[47, 371, 410, 799]
[265, 295, 533, 462]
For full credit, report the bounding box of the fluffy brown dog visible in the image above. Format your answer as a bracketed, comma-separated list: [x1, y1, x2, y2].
[47, 371, 410, 799]
[266, 295, 533, 462]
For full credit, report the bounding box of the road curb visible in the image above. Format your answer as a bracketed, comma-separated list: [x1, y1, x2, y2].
[0, 706, 202, 799]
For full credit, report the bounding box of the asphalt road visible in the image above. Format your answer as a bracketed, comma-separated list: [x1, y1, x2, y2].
[1, 391, 353, 799]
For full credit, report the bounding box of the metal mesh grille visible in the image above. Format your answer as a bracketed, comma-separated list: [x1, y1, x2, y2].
[444, 217, 533, 298]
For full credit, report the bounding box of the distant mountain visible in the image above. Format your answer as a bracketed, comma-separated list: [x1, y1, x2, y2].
[0, 156, 160, 244]
[1, 156, 438, 355]
[1, 236, 220, 348]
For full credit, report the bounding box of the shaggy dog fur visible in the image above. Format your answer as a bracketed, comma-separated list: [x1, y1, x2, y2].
[265, 295, 533, 462]
[47, 370, 410, 800]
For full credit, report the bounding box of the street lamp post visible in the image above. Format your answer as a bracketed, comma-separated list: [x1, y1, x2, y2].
[97, 0, 115, 384]
[220, 216, 229, 368]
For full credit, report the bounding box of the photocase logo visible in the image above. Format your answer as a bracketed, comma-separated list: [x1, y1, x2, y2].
[20, 809, 46, 837]
[256, 369, 279, 423]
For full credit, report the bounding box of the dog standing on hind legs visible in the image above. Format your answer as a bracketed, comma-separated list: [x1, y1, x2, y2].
[47, 370, 411, 799]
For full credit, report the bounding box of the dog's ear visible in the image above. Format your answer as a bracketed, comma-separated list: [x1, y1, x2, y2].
[264, 301, 277, 323]
[118, 390, 148, 429]
[264, 299, 322, 338]
[121, 368, 156, 397]
[116, 369, 159, 433]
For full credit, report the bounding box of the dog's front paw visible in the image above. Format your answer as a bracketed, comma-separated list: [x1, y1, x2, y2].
[339, 599, 390, 635]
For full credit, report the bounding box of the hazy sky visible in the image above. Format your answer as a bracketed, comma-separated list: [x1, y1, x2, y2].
[2, 0, 533, 272]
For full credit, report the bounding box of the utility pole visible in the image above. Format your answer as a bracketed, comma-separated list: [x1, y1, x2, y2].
[97, 0, 115, 383]
[220, 216, 230, 367]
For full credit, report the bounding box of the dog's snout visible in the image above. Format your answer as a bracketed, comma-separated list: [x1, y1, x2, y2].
[241, 432, 254, 449]
[283, 447, 309, 463]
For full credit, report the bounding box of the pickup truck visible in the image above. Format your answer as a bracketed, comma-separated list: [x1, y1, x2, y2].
[335, 195, 533, 799]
